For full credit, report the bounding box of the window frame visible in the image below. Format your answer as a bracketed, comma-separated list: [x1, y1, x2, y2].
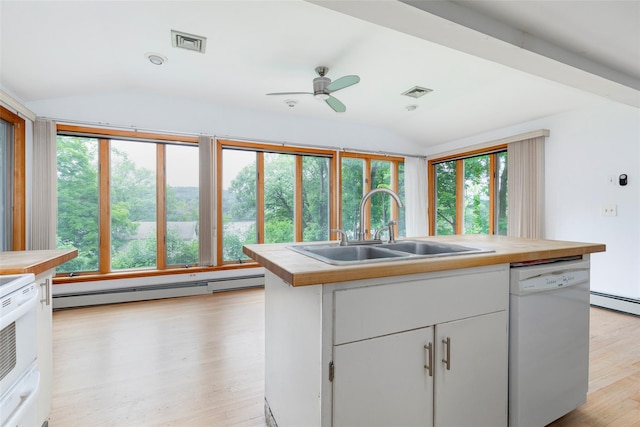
[0, 106, 26, 250]
[215, 139, 337, 265]
[428, 144, 507, 235]
[53, 127, 408, 281]
[56, 125, 200, 280]
[338, 152, 404, 239]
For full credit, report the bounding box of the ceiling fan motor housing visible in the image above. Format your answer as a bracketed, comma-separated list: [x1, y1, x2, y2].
[313, 76, 331, 98]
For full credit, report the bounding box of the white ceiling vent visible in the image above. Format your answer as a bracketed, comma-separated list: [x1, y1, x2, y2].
[401, 86, 433, 99]
[171, 30, 207, 53]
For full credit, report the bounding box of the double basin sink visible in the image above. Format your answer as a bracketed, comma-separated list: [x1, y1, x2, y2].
[288, 240, 494, 266]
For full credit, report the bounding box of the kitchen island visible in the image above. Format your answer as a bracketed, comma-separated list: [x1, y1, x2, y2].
[1, 249, 77, 427]
[243, 235, 605, 427]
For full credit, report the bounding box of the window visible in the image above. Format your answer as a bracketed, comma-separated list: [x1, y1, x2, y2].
[55, 128, 409, 278]
[110, 139, 158, 270]
[0, 106, 25, 251]
[220, 148, 257, 262]
[494, 151, 508, 235]
[340, 157, 364, 239]
[56, 136, 100, 273]
[301, 156, 331, 241]
[165, 144, 199, 266]
[217, 140, 335, 264]
[433, 160, 457, 235]
[56, 126, 199, 275]
[429, 146, 507, 235]
[340, 153, 405, 240]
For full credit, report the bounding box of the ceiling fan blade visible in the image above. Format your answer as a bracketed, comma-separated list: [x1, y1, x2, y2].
[325, 96, 346, 113]
[266, 92, 313, 96]
[327, 75, 360, 92]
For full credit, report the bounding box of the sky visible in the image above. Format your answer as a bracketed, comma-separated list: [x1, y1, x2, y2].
[112, 139, 253, 189]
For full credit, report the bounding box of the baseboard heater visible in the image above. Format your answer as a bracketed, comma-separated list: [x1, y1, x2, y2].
[590, 291, 640, 316]
[53, 274, 264, 309]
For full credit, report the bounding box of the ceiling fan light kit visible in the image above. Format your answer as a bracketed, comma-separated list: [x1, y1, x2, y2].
[267, 66, 360, 113]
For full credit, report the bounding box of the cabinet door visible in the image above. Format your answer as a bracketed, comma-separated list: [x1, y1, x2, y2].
[434, 311, 507, 427]
[333, 327, 434, 427]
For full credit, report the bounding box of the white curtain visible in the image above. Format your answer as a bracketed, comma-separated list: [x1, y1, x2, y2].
[404, 157, 429, 237]
[198, 135, 215, 266]
[31, 118, 57, 249]
[507, 136, 545, 238]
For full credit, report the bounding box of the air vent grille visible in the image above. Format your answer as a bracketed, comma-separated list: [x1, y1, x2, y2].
[0, 322, 17, 381]
[401, 86, 433, 99]
[171, 30, 207, 54]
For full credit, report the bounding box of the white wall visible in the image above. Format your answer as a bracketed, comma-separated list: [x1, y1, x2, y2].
[25, 91, 424, 155]
[427, 101, 640, 299]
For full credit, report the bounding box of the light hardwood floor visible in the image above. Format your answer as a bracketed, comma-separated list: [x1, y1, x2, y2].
[50, 289, 265, 426]
[50, 288, 640, 427]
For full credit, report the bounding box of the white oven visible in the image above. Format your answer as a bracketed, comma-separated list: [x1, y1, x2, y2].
[0, 273, 40, 426]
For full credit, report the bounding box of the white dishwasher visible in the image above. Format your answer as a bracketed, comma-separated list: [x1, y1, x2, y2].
[509, 255, 591, 427]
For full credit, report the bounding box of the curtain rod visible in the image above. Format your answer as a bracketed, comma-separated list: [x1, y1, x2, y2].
[40, 117, 427, 159]
[40, 116, 205, 139]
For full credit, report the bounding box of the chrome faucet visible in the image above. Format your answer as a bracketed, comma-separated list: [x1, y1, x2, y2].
[331, 228, 349, 246]
[358, 188, 404, 241]
[375, 220, 398, 243]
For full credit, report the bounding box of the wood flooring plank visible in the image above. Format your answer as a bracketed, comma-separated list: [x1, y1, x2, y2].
[50, 289, 265, 427]
[50, 291, 639, 427]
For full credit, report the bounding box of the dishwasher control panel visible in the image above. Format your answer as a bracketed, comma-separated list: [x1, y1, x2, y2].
[510, 257, 590, 295]
[521, 269, 589, 291]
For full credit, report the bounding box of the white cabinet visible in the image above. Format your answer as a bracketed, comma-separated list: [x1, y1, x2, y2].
[263, 264, 509, 427]
[333, 311, 507, 427]
[333, 327, 434, 426]
[434, 311, 507, 427]
[35, 269, 54, 427]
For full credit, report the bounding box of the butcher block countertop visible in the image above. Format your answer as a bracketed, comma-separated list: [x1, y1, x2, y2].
[0, 249, 78, 276]
[243, 235, 605, 287]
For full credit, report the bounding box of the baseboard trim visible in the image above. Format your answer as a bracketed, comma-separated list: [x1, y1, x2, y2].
[53, 275, 265, 309]
[590, 292, 640, 316]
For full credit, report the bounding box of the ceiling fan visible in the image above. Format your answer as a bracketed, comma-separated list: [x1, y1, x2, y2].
[267, 66, 360, 113]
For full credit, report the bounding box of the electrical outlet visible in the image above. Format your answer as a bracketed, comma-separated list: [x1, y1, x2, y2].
[602, 204, 617, 216]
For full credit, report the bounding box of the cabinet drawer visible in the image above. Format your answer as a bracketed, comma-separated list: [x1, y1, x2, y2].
[333, 266, 508, 345]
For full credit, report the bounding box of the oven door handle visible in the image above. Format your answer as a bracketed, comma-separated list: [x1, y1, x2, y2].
[0, 286, 38, 331]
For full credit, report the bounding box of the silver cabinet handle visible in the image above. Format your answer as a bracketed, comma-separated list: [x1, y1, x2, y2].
[442, 337, 451, 370]
[424, 342, 433, 377]
[40, 278, 51, 306]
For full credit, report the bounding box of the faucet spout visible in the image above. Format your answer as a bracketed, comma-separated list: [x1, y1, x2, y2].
[358, 188, 403, 241]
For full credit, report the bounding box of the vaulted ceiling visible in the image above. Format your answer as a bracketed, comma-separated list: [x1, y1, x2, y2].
[1, 1, 638, 147]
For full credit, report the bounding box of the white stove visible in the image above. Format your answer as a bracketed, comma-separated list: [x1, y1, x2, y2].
[1, 273, 41, 427]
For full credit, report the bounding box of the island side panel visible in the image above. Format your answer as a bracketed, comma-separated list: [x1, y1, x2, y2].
[264, 270, 324, 427]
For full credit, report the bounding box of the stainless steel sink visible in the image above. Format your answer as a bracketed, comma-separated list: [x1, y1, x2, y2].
[288, 240, 493, 265]
[378, 241, 492, 256]
[288, 245, 411, 265]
